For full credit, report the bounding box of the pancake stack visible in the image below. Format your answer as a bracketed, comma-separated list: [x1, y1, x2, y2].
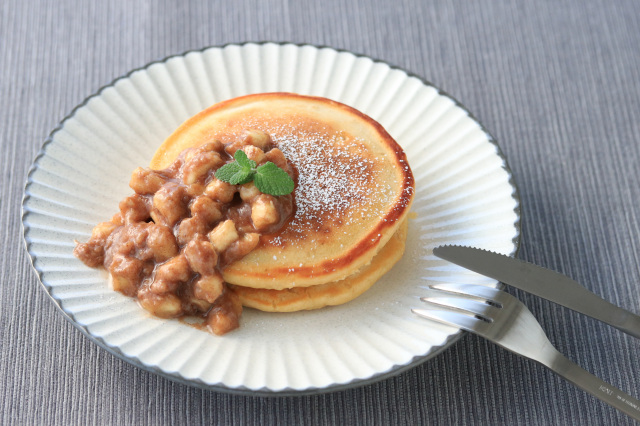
[151, 93, 414, 312]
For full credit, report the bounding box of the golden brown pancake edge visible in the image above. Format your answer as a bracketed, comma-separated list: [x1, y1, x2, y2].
[230, 218, 408, 312]
[151, 93, 415, 289]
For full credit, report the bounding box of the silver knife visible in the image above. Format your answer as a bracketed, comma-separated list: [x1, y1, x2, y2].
[433, 245, 640, 339]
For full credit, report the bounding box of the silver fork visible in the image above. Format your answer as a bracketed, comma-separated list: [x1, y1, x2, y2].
[412, 283, 640, 422]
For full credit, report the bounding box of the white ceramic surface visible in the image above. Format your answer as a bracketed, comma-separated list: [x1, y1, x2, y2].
[22, 43, 520, 394]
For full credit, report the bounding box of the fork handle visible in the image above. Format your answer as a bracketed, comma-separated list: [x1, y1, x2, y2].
[545, 352, 640, 421]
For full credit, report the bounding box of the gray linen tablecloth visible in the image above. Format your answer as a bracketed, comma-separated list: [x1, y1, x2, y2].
[3, 0, 640, 424]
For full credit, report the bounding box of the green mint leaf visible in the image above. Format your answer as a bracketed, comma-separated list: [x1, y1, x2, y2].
[254, 162, 295, 196]
[230, 169, 254, 185]
[215, 162, 254, 185]
[215, 162, 241, 181]
[234, 149, 256, 169]
[215, 150, 293, 194]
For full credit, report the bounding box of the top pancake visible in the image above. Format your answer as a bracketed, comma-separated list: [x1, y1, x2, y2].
[150, 93, 414, 289]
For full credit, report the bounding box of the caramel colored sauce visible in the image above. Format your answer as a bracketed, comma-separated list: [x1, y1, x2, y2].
[74, 131, 295, 335]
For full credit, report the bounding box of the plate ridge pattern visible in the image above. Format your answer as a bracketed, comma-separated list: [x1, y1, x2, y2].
[22, 43, 520, 395]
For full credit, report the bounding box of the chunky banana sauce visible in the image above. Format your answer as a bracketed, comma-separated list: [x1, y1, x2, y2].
[74, 130, 294, 335]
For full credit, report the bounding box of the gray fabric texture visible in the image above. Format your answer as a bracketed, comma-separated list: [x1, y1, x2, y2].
[3, 0, 640, 424]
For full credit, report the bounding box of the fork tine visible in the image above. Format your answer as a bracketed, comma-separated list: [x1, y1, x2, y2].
[420, 296, 500, 320]
[430, 283, 503, 303]
[418, 287, 640, 421]
[412, 308, 492, 334]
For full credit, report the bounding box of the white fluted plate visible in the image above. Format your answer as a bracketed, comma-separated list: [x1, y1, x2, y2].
[22, 43, 520, 395]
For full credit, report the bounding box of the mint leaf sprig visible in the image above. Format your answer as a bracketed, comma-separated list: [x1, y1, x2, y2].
[214, 150, 255, 185]
[215, 150, 295, 196]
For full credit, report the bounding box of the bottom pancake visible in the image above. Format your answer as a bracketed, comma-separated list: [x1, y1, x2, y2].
[230, 219, 408, 312]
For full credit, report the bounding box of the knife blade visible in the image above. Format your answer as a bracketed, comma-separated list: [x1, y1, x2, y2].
[433, 245, 640, 339]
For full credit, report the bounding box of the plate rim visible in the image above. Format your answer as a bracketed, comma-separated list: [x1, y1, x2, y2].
[21, 41, 522, 396]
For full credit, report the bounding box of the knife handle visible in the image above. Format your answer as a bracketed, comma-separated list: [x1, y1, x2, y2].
[611, 308, 640, 339]
[558, 283, 640, 339]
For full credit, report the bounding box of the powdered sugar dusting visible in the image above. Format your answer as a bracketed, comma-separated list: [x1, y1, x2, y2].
[271, 127, 392, 236]
[230, 112, 406, 248]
